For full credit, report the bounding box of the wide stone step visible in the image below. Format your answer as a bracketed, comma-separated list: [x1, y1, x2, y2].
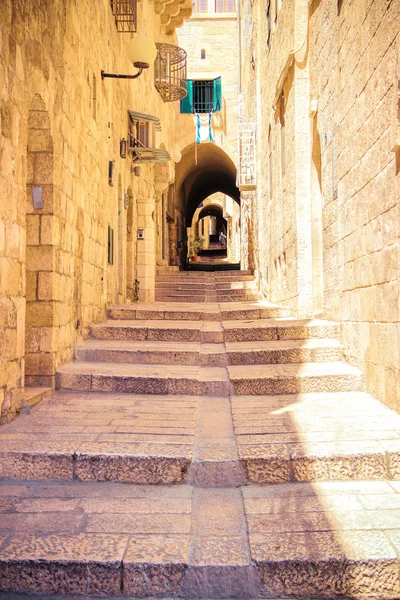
[108, 301, 290, 321]
[156, 269, 253, 278]
[75, 340, 227, 367]
[228, 362, 364, 395]
[0, 391, 197, 484]
[90, 320, 224, 343]
[1, 479, 400, 599]
[155, 293, 260, 303]
[223, 318, 340, 342]
[232, 390, 400, 484]
[226, 338, 342, 364]
[56, 362, 230, 396]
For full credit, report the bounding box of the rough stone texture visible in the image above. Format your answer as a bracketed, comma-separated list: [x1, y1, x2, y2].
[0, 0, 192, 422]
[240, 0, 400, 411]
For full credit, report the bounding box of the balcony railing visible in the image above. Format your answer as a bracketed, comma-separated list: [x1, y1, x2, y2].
[110, 0, 137, 33]
[237, 123, 256, 190]
[155, 43, 187, 102]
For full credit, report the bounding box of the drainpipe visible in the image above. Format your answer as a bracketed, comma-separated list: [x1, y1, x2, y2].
[238, 0, 242, 93]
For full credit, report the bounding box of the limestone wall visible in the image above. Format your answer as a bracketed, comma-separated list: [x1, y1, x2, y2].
[245, 0, 400, 410]
[0, 0, 191, 421]
[176, 11, 239, 166]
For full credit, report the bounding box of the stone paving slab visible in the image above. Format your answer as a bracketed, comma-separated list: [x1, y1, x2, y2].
[233, 391, 400, 483]
[0, 392, 197, 483]
[1, 480, 400, 598]
[244, 481, 400, 599]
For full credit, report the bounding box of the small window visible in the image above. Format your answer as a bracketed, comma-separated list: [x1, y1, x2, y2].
[108, 226, 114, 265]
[201, 48, 206, 59]
[215, 0, 235, 11]
[193, 0, 207, 12]
[180, 77, 222, 114]
[92, 74, 97, 121]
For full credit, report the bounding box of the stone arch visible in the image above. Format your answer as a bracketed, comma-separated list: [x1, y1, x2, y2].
[175, 143, 240, 266]
[25, 93, 56, 388]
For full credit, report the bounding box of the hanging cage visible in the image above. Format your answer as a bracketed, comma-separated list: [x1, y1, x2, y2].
[155, 43, 188, 102]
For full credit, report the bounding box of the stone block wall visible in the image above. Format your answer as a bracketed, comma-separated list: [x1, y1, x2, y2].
[0, 0, 191, 421]
[245, 0, 400, 410]
[176, 12, 239, 164]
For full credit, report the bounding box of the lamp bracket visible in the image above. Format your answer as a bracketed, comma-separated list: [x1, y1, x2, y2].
[101, 62, 149, 80]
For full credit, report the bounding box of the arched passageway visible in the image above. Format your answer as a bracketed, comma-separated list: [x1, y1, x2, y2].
[174, 143, 241, 269]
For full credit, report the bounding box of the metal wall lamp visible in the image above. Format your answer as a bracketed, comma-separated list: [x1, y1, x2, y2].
[101, 35, 157, 81]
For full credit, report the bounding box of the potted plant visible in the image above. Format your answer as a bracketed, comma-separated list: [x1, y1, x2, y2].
[190, 235, 204, 262]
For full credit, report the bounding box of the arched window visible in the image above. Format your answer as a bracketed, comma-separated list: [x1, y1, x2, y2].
[201, 48, 206, 59]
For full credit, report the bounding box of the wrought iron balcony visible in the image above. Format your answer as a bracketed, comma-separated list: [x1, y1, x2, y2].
[110, 0, 137, 33]
[155, 43, 187, 102]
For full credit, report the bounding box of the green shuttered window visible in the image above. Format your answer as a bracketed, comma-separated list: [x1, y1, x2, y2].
[180, 77, 222, 114]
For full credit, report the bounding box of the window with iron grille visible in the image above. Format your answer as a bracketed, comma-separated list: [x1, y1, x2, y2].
[193, 0, 208, 12]
[180, 78, 222, 114]
[110, 0, 137, 33]
[193, 80, 214, 113]
[215, 0, 235, 11]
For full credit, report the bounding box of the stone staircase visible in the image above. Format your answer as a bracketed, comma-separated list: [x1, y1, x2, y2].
[155, 269, 260, 302]
[1, 296, 400, 598]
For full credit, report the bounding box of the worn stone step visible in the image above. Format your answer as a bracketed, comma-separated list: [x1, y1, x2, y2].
[232, 390, 400, 484]
[1, 480, 400, 599]
[226, 338, 343, 365]
[0, 391, 197, 484]
[154, 293, 261, 303]
[75, 340, 227, 367]
[223, 318, 340, 342]
[244, 480, 400, 599]
[156, 270, 253, 279]
[90, 320, 224, 343]
[107, 301, 290, 321]
[228, 362, 364, 395]
[56, 362, 230, 396]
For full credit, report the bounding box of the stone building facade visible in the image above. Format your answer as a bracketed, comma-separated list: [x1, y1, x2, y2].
[0, 0, 192, 422]
[240, 0, 400, 410]
[0, 0, 399, 423]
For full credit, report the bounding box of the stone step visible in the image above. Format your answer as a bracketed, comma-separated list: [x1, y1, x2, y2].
[90, 319, 337, 344]
[75, 340, 227, 367]
[107, 302, 290, 321]
[79, 339, 342, 368]
[1, 479, 400, 599]
[90, 320, 225, 343]
[228, 362, 364, 395]
[155, 280, 257, 290]
[156, 269, 253, 278]
[226, 338, 343, 364]
[223, 318, 340, 342]
[155, 293, 260, 303]
[0, 391, 198, 484]
[56, 362, 230, 396]
[2, 390, 400, 487]
[232, 390, 400, 484]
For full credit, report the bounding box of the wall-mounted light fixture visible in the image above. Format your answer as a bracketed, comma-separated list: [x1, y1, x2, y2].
[101, 35, 157, 81]
[120, 138, 127, 158]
